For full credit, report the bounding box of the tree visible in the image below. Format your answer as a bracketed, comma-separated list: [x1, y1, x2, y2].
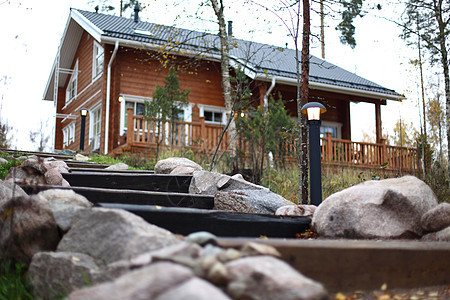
[29, 120, 50, 152]
[426, 93, 446, 164]
[390, 118, 418, 148]
[144, 66, 190, 158]
[400, 0, 450, 185]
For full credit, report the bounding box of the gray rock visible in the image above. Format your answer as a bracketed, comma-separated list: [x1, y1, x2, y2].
[0, 157, 7, 164]
[130, 242, 203, 268]
[0, 195, 60, 265]
[240, 242, 281, 258]
[215, 189, 294, 215]
[421, 203, 450, 232]
[105, 162, 129, 170]
[155, 277, 232, 300]
[225, 255, 328, 300]
[38, 189, 93, 232]
[170, 165, 197, 175]
[0, 179, 27, 206]
[421, 226, 450, 242]
[68, 262, 194, 300]
[6, 166, 46, 185]
[189, 171, 267, 196]
[57, 208, 182, 266]
[28, 251, 103, 299]
[21, 158, 47, 174]
[276, 205, 316, 217]
[185, 231, 218, 246]
[74, 153, 90, 162]
[44, 168, 64, 185]
[155, 157, 202, 174]
[43, 158, 70, 173]
[312, 176, 438, 239]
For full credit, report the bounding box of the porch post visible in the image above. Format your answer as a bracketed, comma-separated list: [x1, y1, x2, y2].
[326, 132, 332, 161]
[375, 102, 382, 144]
[127, 107, 134, 144]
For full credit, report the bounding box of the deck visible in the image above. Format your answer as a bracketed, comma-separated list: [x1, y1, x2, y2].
[116, 109, 420, 174]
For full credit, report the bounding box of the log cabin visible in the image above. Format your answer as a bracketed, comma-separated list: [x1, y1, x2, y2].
[42, 7, 418, 173]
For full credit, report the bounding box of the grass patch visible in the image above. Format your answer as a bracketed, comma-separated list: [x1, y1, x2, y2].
[0, 260, 33, 300]
[0, 158, 23, 180]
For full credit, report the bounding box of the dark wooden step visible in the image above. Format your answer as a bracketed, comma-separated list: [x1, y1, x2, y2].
[69, 168, 155, 174]
[20, 185, 214, 209]
[62, 172, 191, 193]
[99, 203, 311, 238]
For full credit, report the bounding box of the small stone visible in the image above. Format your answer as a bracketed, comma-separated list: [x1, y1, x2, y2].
[276, 204, 316, 217]
[0, 157, 7, 164]
[206, 261, 229, 285]
[155, 157, 202, 174]
[106, 163, 129, 170]
[74, 154, 90, 161]
[240, 242, 281, 258]
[421, 226, 450, 242]
[185, 231, 218, 246]
[170, 165, 197, 175]
[217, 248, 242, 262]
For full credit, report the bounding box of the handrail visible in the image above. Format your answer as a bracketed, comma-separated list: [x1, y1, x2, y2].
[125, 109, 418, 172]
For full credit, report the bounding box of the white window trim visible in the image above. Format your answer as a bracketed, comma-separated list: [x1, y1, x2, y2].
[89, 102, 102, 151]
[321, 120, 343, 139]
[62, 121, 76, 148]
[197, 104, 226, 124]
[92, 41, 104, 81]
[65, 60, 78, 105]
[119, 94, 193, 135]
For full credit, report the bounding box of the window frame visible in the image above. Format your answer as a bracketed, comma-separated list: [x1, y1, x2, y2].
[65, 60, 78, 104]
[89, 102, 102, 151]
[92, 41, 104, 81]
[197, 104, 226, 125]
[320, 120, 343, 139]
[62, 121, 75, 148]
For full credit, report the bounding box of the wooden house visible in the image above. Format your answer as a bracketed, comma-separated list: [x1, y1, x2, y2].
[43, 7, 418, 172]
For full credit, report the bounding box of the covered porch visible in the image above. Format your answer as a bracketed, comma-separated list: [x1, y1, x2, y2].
[115, 108, 419, 174]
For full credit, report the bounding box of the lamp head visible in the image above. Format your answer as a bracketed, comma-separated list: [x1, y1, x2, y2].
[300, 102, 327, 121]
[80, 108, 88, 117]
[118, 95, 125, 103]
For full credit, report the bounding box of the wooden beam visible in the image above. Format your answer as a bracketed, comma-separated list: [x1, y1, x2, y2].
[217, 238, 450, 292]
[62, 172, 192, 193]
[99, 203, 311, 238]
[20, 185, 214, 209]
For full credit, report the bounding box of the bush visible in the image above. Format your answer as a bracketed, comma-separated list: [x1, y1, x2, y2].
[0, 259, 33, 300]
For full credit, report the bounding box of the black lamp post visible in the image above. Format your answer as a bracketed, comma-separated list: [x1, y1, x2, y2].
[300, 102, 327, 206]
[79, 108, 88, 151]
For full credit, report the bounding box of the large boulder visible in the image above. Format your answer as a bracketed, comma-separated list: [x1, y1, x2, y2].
[68, 262, 195, 300]
[155, 157, 202, 174]
[312, 176, 438, 239]
[37, 189, 93, 232]
[28, 252, 103, 299]
[189, 171, 267, 196]
[0, 179, 27, 206]
[225, 255, 328, 300]
[6, 157, 70, 186]
[0, 195, 60, 265]
[57, 208, 182, 266]
[215, 189, 294, 215]
[421, 203, 450, 233]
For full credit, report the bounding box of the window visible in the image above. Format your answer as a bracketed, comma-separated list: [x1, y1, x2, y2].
[320, 121, 342, 139]
[92, 42, 104, 80]
[124, 101, 145, 129]
[204, 111, 223, 123]
[65, 61, 78, 104]
[89, 104, 102, 151]
[198, 104, 226, 124]
[62, 122, 75, 148]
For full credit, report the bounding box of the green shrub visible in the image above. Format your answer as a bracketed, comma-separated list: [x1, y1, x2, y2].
[0, 260, 33, 300]
[0, 158, 23, 180]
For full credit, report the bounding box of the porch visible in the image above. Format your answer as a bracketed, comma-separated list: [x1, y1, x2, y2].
[116, 108, 420, 174]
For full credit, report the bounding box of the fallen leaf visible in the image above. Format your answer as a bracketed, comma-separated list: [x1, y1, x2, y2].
[334, 292, 347, 300]
[381, 283, 388, 291]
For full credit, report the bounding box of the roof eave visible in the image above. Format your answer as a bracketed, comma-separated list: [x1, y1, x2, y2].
[71, 9, 104, 42]
[254, 74, 405, 101]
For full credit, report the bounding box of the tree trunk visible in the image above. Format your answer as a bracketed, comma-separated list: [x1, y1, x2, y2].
[210, 0, 238, 164]
[432, 0, 450, 186]
[298, 0, 310, 204]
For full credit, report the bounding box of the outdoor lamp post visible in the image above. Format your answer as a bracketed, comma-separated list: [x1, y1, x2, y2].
[300, 102, 327, 206]
[79, 108, 88, 151]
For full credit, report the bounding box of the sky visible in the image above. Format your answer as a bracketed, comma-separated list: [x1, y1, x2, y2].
[0, 0, 438, 151]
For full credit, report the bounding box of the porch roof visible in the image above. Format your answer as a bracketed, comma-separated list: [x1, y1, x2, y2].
[43, 8, 404, 102]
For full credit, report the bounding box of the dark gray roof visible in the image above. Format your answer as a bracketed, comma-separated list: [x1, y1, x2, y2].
[76, 9, 401, 98]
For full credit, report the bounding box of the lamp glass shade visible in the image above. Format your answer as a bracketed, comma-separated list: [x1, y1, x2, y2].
[307, 107, 321, 120]
[118, 96, 124, 103]
[80, 108, 88, 117]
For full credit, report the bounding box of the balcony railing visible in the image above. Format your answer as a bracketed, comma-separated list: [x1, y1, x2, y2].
[124, 108, 419, 173]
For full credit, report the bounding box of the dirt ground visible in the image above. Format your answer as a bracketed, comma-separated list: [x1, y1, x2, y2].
[330, 284, 450, 300]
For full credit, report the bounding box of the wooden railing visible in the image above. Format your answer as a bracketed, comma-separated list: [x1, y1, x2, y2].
[126, 107, 228, 153]
[125, 108, 419, 173]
